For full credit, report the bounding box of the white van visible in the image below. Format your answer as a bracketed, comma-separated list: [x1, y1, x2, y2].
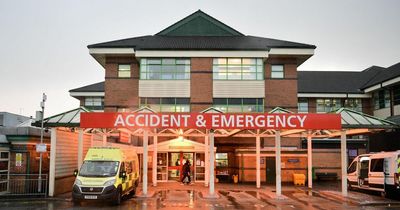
[347, 151, 400, 197]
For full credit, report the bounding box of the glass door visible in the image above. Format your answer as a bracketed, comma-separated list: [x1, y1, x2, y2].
[157, 153, 167, 181]
[168, 152, 182, 181]
[168, 152, 194, 181]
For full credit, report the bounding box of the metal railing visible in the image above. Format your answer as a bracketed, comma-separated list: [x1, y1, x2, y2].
[0, 174, 48, 197]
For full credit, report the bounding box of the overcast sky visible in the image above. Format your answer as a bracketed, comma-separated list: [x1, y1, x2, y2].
[0, 0, 399, 118]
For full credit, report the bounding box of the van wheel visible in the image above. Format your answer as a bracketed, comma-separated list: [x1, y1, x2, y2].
[113, 189, 122, 205]
[380, 191, 386, 198]
[347, 180, 352, 190]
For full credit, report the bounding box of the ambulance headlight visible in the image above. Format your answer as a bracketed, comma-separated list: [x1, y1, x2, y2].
[74, 179, 82, 185]
[104, 179, 116, 186]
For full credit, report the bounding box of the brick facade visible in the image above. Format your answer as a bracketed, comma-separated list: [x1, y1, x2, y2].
[104, 56, 139, 112]
[190, 58, 213, 112]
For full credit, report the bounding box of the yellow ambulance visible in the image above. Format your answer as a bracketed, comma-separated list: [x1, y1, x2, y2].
[72, 147, 139, 205]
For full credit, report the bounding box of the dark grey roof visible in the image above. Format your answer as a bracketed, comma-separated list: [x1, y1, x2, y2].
[69, 81, 104, 92]
[361, 62, 400, 89]
[298, 71, 365, 94]
[88, 35, 316, 50]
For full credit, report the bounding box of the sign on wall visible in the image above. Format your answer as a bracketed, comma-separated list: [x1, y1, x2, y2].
[81, 113, 341, 130]
[16, 153, 22, 167]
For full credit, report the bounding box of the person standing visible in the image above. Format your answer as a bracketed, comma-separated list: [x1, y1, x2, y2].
[181, 160, 192, 185]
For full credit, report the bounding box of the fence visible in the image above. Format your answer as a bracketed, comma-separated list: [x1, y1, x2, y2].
[0, 174, 48, 197]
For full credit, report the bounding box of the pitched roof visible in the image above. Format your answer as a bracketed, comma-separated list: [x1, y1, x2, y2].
[88, 10, 316, 50]
[361, 62, 400, 89]
[298, 71, 365, 94]
[69, 81, 104, 92]
[156, 10, 243, 36]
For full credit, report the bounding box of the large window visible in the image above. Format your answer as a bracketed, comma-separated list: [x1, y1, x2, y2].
[215, 153, 228, 167]
[316, 98, 342, 113]
[271, 65, 284, 78]
[213, 58, 263, 80]
[140, 98, 190, 112]
[140, 58, 190, 80]
[84, 97, 104, 110]
[370, 158, 384, 172]
[118, 64, 131, 78]
[344, 98, 362, 112]
[298, 98, 309, 113]
[373, 90, 390, 110]
[213, 98, 264, 113]
[393, 86, 400, 105]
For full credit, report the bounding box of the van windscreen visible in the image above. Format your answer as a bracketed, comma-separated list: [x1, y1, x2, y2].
[79, 161, 119, 177]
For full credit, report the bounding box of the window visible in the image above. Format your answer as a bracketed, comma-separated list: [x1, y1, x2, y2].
[347, 161, 357, 173]
[298, 98, 308, 113]
[140, 98, 190, 112]
[215, 153, 228, 167]
[140, 58, 190, 80]
[316, 98, 342, 113]
[370, 158, 384, 172]
[373, 90, 390, 110]
[213, 98, 264, 113]
[344, 98, 362, 112]
[84, 97, 104, 110]
[118, 64, 131, 78]
[213, 58, 263, 80]
[271, 65, 284, 78]
[393, 86, 400, 105]
[0, 114, 3, 126]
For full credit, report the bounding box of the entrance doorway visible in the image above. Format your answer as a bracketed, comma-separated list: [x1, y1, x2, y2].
[168, 152, 194, 181]
[266, 157, 276, 184]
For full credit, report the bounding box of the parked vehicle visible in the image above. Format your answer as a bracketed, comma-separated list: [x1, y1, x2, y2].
[72, 147, 139, 205]
[347, 151, 400, 197]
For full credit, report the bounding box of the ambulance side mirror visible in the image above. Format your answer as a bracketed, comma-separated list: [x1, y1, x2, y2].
[73, 169, 78, 177]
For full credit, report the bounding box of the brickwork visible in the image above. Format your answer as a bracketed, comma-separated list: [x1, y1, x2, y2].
[190, 58, 213, 112]
[104, 56, 139, 111]
[265, 59, 298, 112]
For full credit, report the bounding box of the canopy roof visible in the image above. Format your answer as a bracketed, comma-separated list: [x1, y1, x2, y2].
[32, 107, 91, 127]
[333, 107, 397, 129]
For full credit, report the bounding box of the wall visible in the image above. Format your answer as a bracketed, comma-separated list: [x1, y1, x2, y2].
[190, 58, 213, 112]
[265, 58, 298, 112]
[104, 56, 139, 112]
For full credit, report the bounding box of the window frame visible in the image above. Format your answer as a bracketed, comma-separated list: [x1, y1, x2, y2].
[84, 97, 104, 110]
[213, 98, 264, 113]
[140, 58, 191, 80]
[297, 98, 309, 113]
[118, 64, 131, 78]
[212, 58, 264, 80]
[271, 64, 284, 79]
[139, 97, 190, 112]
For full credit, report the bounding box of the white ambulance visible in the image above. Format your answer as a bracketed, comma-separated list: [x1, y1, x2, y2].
[347, 151, 400, 197]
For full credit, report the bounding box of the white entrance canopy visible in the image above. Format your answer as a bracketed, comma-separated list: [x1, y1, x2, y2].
[35, 106, 398, 198]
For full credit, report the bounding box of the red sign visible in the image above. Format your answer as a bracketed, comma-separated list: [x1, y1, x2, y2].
[80, 113, 341, 130]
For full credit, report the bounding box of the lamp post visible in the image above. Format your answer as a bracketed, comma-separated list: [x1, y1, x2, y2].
[38, 93, 46, 192]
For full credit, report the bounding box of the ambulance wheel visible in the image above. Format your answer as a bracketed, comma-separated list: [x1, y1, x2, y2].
[113, 189, 122, 205]
[72, 199, 80, 206]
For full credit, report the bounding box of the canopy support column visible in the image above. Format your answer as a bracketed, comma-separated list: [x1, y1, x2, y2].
[77, 129, 84, 169]
[341, 129, 348, 197]
[307, 130, 312, 189]
[204, 134, 209, 187]
[143, 130, 148, 196]
[275, 130, 281, 197]
[152, 134, 157, 187]
[102, 134, 107, 146]
[48, 128, 57, 197]
[256, 134, 261, 188]
[209, 130, 215, 196]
